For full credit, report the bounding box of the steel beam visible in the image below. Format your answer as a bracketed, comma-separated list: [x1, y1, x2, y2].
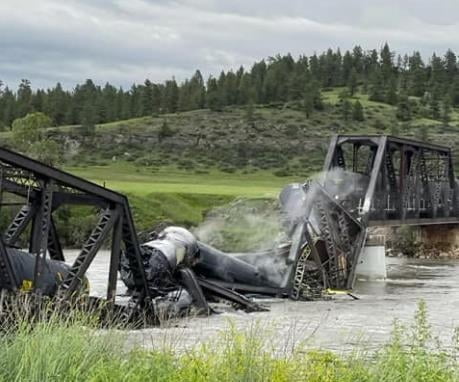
[337, 135, 450, 153]
[361, 136, 387, 219]
[0, 147, 125, 204]
[368, 216, 459, 227]
[33, 181, 54, 293]
[0, 238, 18, 290]
[121, 202, 151, 300]
[107, 212, 122, 302]
[4, 204, 35, 246]
[47, 216, 64, 261]
[58, 208, 119, 299]
[322, 135, 338, 172]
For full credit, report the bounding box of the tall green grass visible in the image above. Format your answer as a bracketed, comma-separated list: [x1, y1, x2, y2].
[0, 300, 456, 381]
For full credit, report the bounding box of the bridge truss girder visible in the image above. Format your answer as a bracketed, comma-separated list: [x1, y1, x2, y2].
[0, 146, 150, 304]
[287, 135, 458, 297]
[323, 135, 458, 226]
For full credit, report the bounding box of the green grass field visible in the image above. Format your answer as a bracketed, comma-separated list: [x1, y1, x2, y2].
[64, 163, 304, 230]
[67, 163, 303, 198]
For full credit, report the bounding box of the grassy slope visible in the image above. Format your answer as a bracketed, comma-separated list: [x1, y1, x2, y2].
[65, 164, 302, 230]
[7, 87, 459, 229]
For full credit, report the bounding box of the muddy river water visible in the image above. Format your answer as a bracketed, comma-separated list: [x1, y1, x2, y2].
[66, 251, 459, 352]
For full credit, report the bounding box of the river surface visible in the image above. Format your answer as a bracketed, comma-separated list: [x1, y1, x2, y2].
[65, 251, 459, 352]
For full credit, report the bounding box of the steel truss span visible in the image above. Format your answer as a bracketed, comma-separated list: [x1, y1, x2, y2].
[0, 135, 456, 324]
[0, 146, 149, 309]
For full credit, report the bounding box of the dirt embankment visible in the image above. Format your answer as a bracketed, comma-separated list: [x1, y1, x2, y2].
[372, 226, 459, 260]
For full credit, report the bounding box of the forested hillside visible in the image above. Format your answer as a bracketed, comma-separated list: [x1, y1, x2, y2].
[3, 44, 459, 245]
[1, 43, 459, 130]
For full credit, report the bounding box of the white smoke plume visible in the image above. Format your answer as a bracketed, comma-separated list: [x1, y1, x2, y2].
[193, 168, 367, 286]
[193, 198, 282, 253]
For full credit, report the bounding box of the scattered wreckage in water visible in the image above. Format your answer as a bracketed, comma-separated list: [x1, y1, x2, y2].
[118, 178, 365, 318]
[0, 135, 455, 323]
[0, 150, 364, 322]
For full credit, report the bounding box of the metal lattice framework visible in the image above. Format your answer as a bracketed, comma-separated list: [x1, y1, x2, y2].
[0, 135, 457, 311]
[322, 135, 458, 226]
[0, 146, 150, 305]
[286, 135, 459, 297]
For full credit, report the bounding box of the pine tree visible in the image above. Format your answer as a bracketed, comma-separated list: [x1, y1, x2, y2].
[224, 71, 239, 105]
[17, 79, 32, 117]
[369, 70, 385, 102]
[441, 97, 451, 125]
[303, 80, 322, 118]
[380, 43, 394, 85]
[449, 76, 459, 106]
[250, 60, 267, 103]
[141, 79, 154, 115]
[429, 97, 441, 120]
[444, 49, 457, 81]
[340, 98, 352, 121]
[352, 46, 364, 73]
[46, 83, 68, 126]
[385, 77, 398, 105]
[396, 93, 412, 121]
[352, 100, 365, 121]
[80, 101, 97, 136]
[1, 87, 16, 128]
[238, 73, 255, 105]
[244, 101, 255, 128]
[347, 68, 358, 96]
[342, 51, 353, 84]
[408, 52, 426, 97]
[303, 88, 314, 119]
[206, 77, 223, 111]
[162, 79, 179, 113]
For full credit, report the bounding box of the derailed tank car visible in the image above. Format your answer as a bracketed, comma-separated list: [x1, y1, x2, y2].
[0, 145, 364, 321]
[4, 136, 431, 322]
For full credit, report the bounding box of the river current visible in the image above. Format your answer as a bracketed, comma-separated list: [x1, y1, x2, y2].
[65, 251, 459, 352]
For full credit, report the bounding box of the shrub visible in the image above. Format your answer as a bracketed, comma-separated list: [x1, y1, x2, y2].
[273, 168, 291, 177]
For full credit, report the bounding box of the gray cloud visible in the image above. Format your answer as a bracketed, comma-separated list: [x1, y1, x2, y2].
[1, 0, 459, 89]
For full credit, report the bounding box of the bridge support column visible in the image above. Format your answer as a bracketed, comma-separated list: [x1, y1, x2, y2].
[355, 236, 387, 280]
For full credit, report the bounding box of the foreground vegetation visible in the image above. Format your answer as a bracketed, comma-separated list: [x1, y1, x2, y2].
[0, 301, 456, 381]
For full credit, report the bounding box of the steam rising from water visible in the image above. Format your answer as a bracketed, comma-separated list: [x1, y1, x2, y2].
[193, 198, 282, 253]
[193, 168, 367, 285]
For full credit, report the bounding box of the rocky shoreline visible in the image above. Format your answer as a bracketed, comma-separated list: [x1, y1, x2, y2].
[386, 244, 459, 260]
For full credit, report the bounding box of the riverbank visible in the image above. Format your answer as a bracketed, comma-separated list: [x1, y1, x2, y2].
[0, 301, 457, 381]
[387, 245, 459, 260]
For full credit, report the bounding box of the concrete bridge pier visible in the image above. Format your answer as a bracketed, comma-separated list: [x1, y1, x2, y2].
[355, 235, 387, 281]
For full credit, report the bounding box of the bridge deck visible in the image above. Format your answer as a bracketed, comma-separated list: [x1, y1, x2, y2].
[369, 217, 459, 227]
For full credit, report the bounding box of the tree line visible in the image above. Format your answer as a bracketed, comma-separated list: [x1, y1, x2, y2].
[1, 43, 459, 128]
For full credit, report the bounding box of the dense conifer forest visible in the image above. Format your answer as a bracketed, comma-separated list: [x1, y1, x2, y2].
[1, 43, 459, 129]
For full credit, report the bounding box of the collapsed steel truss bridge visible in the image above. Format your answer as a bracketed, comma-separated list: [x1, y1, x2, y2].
[0, 147, 150, 304]
[0, 135, 456, 316]
[283, 135, 459, 296]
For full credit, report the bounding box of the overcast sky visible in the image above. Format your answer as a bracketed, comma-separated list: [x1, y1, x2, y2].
[2, 0, 459, 89]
